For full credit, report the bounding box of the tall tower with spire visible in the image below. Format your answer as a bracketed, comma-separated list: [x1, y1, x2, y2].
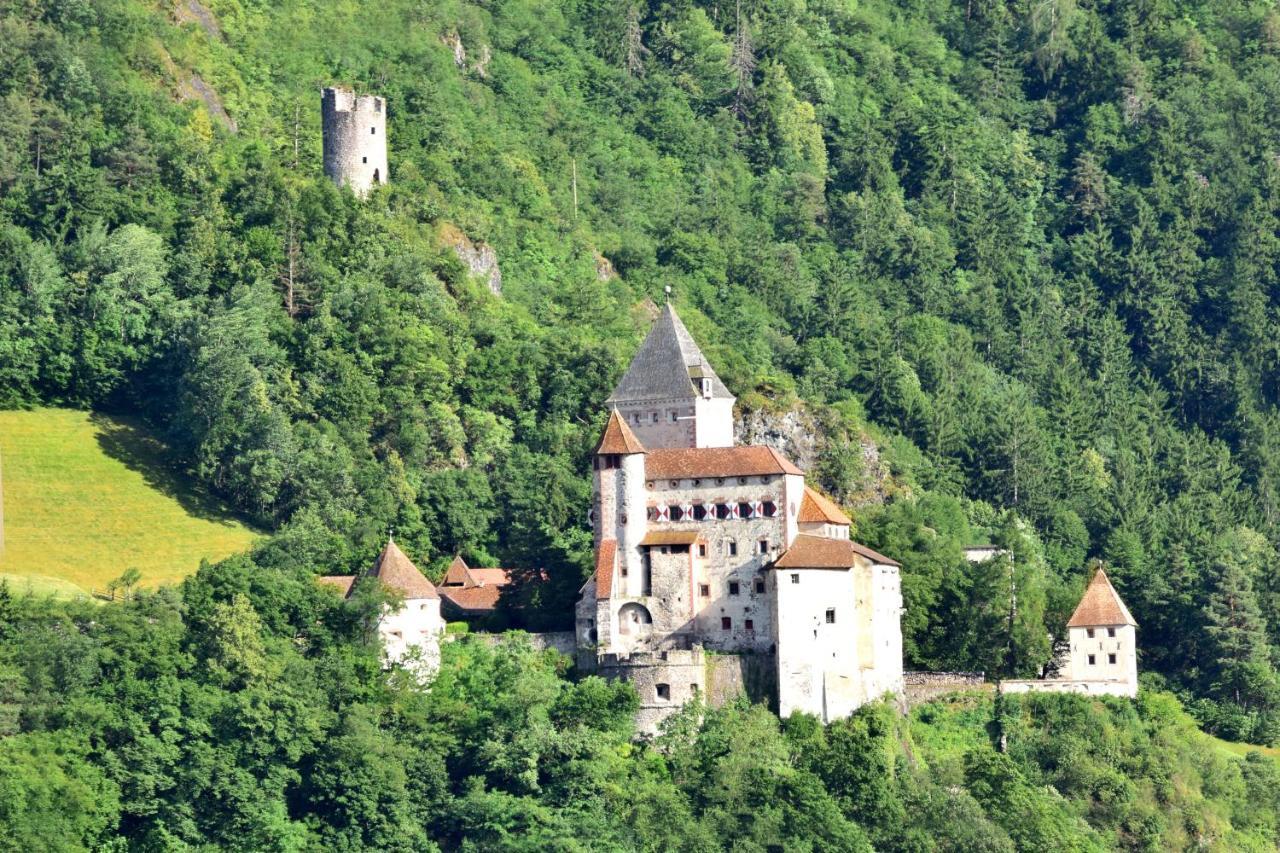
[605, 304, 735, 449]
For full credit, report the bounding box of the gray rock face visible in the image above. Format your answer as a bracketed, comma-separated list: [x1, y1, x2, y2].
[735, 405, 820, 473]
[448, 235, 502, 295]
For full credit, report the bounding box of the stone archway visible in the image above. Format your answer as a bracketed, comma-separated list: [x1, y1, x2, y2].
[617, 602, 653, 649]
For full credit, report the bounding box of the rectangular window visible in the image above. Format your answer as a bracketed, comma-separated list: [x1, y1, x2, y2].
[371, 127, 376, 134]
[362, 156, 368, 163]
[1086, 628, 1095, 638]
[692, 505, 708, 522]
[754, 579, 765, 594]
[1108, 653, 1117, 664]
[744, 619, 754, 631]
[721, 617, 732, 630]
[758, 539, 769, 555]
[825, 608, 836, 624]
[698, 543, 707, 557]
[669, 410, 678, 423]
[790, 574, 800, 584]
[656, 683, 670, 701]
[1107, 627, 1116, 638]
[699, 584, 710, 597]
[737, 501, 753, 519]
[651, 412, 659, 424]
[1087, 654, 1096, 665]
[728, 581, 740, 596]
[761, 501, 777, 517]
[727, 541, 738, 557]
[715, 503, 733, 520]
[633, 413, 641, 425]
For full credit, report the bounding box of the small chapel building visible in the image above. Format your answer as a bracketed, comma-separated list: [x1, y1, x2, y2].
[320, 539, 445, 672]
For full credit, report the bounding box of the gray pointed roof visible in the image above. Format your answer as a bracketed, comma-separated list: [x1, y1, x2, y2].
[606, 303, 733, 404]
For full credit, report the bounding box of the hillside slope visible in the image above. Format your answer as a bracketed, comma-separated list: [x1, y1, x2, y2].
[0, 409, 258, 594]
[2, 0, 1280, 740]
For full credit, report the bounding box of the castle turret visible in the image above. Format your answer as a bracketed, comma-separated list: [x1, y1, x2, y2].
[606, 304, 735, 449]
[322, 87, 388, 197]
[592, 410, 648, 595]
[1064, 566, 1138, 696]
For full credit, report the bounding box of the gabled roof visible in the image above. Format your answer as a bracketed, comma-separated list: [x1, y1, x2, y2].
[645, 445, 803, 479]
[1067, 567, 1137, 628]
[470, 568, 512, 586]
[595, 540, 617, 598]
[595, 410, 646, 455]
[798, 486, 852, 525]
[318, 575, 356, 597]
[773, 534, 900, 569]
[443, 555, 472, 587]
[606, 303, 733, 404]
[367, 539, 438, 600]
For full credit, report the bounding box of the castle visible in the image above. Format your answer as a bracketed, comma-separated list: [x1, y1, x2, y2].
[321, 87, 388, 197]
[573, 304, 905, 731]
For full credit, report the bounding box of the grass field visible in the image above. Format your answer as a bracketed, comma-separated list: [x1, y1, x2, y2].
[0, 408, 260, 597]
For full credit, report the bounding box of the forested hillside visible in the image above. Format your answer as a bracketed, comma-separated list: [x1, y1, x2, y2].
[3, 0, 1280, 762]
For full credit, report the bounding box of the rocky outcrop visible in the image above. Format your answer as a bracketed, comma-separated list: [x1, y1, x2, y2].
[594, 251, 617, 281]
[180, 74, 237, 132]
[735, 404, 821, 474]
[443, 32, 492, 77]
[175, 0, 221, 39]
[439, 224, 502, 295]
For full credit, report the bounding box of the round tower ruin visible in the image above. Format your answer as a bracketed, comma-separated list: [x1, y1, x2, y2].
[321, 87, 388, 197]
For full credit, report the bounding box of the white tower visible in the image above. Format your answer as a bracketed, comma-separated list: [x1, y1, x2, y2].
[321, 87, 388, 197]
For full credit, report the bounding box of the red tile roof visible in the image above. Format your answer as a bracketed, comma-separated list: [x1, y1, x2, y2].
[1067, 567, 1137, 627]
[645, 445, 803, 480]
[469, 568, 511, 586]
[595, 410, 646, 455]
[318, 575, 356, 596]
[774, 534, 900, 569]
[798, 486, 852, 525]
[368, 540, 438, 600]
[440, 584, 503, 614]
[595, 540, 616, 598]
[443, 555, 472, 586]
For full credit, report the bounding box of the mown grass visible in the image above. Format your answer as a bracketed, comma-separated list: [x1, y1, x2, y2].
[0, 408, 260, 596]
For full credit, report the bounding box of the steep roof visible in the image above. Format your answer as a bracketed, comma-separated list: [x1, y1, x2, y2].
[645, 445, 803, 479]
[595, 540, 617, 598]
[798, 486, 852, 525]
[595, 410, 646, 455]
[442, 555, 472, 587]
[606, 303, 733, 404]
[1067, 567, 1137, 628]
[774, 534, 900, 569]
[318, 575, 356, 597]
[367, 539, 438, 600]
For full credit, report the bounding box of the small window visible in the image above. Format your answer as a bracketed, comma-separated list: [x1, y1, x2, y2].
[715, 503, 733, 520]
[692, 479, 701, 486]
[1108, 653, 1117, 664]
[727, 540, 738, 557]
[362, 156, 367, 163]
[744, 619, 754, 631]
[728, 581, 740, 596]
[669, 411, 678, 423]
[651, 412, 659, 424]
[761, 501, 777, 517]
[692, 505, 708, 521]
[670, 480, 680, 488]
[699, 583, 710, 597]
[1107, 627, 1116, 638]
[669, 505, 685, 521]
[656, 683, 670, 701]
[1086, 628, 1095, 638]
[825, 608, 836, 624]
[621, 566, 628, 577]
[721, 617, 732, 630]
[738, 501, 753, 518]
[754, 579, 765, 594]
[698, 543, 707, 557]
[758, 539, 769, 555]
[715, 478, 725, 485]
[1087, 654, 1096, 665]
[632, 412, 641, 425]
[790, 574, 800, 584]
[371, 126, 376, 134]
[738, 477, 748, 485]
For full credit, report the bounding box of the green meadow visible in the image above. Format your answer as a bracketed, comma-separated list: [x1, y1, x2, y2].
[0, 409, 259, 597]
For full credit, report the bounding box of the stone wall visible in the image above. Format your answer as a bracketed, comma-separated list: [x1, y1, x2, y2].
[599, 648, 707, 735]
[1001, 678, 1136, 698]
[321, 87, 388, 197]
[705, 651, 776, 710]
[902, 671, 988, 705]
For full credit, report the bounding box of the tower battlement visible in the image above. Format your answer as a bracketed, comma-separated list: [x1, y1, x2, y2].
[321, 87, 388, 197]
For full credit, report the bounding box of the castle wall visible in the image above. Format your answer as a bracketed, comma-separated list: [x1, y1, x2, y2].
[705, 651, 777, 709]
[615, 400, 697, 449]
[1001, 679, 1137, 698]
[693, 396, 735, 447]
[599, 649, 707, 735]
[771, 566, 865, 721]
[902, 671, 989, 705]
[321, 87, 388, 197]
[866, 563, 905, 698]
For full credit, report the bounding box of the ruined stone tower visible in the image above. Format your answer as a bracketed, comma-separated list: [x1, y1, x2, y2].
[321, 87, 388, 197]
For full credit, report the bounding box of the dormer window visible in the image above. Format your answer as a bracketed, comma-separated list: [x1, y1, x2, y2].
[701, 377, 712, 398]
